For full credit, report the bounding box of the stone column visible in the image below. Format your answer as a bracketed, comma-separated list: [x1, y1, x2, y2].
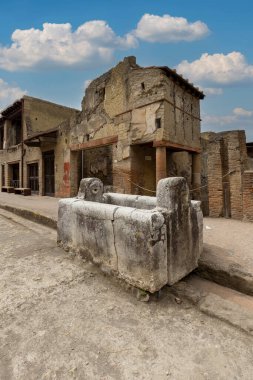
[4, 120, 10, 149]
[156, 147, 167, 184]
[192, 153, 201, 199]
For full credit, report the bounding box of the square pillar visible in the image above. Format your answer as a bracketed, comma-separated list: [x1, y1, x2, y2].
[156, 147, 167, 184]
[192, 153, 201, 199]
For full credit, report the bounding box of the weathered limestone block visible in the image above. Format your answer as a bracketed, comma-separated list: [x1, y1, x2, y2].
[191, 200, 203, 256]
[57, 176, 203, 293]
[58, 198, 77, 246]
[157, 177, 202, 285]
[104, 192, 139, 207]
[135, 196, 157, 210]
[73, 201, 118, 272]
[77, 177, 103, 202]
[104, 193, 157, 210]
[113, 208, 167, 292]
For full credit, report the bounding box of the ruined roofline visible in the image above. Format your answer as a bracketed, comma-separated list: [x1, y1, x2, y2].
[133, 65, 205, 99]
[85, 56, 139, 90]
[202, 129, 246, 136]
[23, 95, 80, 113]
[1, 95, 80, 118]
[1, 99, 22, 118]
[85, 56, 204, 99]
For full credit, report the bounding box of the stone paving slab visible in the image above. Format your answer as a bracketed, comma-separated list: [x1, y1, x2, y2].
[0, 192, 252, 295]
[1, 209, 253, 379]
[199, 218, 253, 296]
[168, 274, 253, 335]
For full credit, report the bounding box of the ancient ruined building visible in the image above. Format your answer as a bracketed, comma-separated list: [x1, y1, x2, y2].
[0, 96, 78, 197]
[69, 56, 204, 198]
[201, 130, 253, 222]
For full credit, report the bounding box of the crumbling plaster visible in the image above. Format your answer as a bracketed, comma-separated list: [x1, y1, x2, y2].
[69, 57, 202, 196]
[71, 56, 201, 157]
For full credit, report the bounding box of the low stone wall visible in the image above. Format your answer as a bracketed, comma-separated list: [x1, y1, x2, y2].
[57, 177, 203, 293]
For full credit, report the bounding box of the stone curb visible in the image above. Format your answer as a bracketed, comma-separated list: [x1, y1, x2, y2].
[0, 204, 57, 230]
[197, 244, 253, 297]
[167, 278, 253, 335]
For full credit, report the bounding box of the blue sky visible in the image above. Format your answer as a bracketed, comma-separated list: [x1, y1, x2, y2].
[0, 0, 253, 141]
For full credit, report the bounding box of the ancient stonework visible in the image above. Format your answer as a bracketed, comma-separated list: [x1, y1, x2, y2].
[69, 56, 204, 197]
[57, 177, 203, 293]
[201, 130, 253, 222]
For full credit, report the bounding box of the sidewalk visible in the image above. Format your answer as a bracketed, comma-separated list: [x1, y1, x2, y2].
[0, 192, 59, 229]
[200, 217, 253, 296]
[0, 192, 252, 296]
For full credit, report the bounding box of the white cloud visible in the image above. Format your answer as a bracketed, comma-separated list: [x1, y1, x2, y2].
[202, 107, 253, 140]
[0, 14, 210, 71]
[133, 13, 210, 43]
[200, 87, 223, 96]
[0, 78, 27, 111]
[233, 107, 253, 117]
[203, 113, 237, 126]
[177, 52, 253, 85]
[0, 21, 137, 71]
[203, 109, 253, 126]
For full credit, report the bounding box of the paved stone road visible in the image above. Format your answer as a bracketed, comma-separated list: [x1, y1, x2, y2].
[0, 209, 253, 380]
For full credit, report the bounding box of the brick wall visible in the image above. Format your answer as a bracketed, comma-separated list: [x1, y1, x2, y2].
[201, 130, 252, 222]
[207, 139, 224, 217]
[243, 171, 253, 222]
[222, 131, 246, 219]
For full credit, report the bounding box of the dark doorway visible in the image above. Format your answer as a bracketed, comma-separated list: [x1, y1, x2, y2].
[28, 163, 39, 193]
[131, 144, 156, 195]
[80, 146, 113, 187]
[43, 151, 55, 196]
[9, 163, 20, 188]
[1, 165, 5, 187]
[223, 182, 231, 218]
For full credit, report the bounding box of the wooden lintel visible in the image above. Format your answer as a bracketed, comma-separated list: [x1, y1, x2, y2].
[153, 140, 201, 153]
[24, 139, 41, 147]
[39, 136, 57, 143]
[70, 136, 118, 151]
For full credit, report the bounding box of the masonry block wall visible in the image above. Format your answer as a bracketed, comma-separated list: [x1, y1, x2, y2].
[205, 135, 223, 217]
[243, 171, 253, 222]
[0, 145, 21, 187]
[70, 56, 203, 196]
[201, 130, 253, 221]
[22, 97, 78, 138]
[0, 96, 79, 196]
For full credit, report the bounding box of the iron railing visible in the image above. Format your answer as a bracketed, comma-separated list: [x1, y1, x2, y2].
[10, 179, 20, 188]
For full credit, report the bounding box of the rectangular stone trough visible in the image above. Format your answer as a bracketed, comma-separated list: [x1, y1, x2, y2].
[57, 177, 203, 293]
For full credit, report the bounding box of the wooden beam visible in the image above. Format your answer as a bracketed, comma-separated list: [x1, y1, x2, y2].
[39, 136, 57, 143]
[24, 139, 41, 147]
[153, 140, 201, 153]
[70, 136, 118, 151]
